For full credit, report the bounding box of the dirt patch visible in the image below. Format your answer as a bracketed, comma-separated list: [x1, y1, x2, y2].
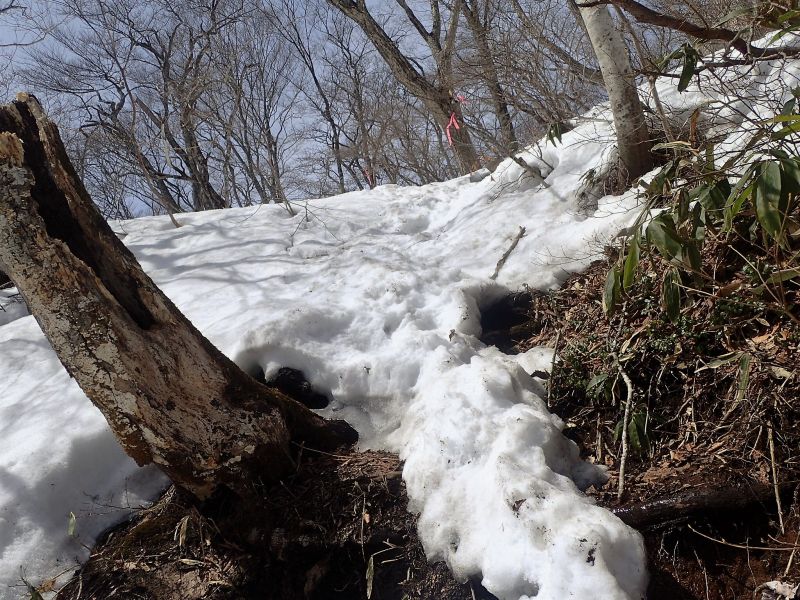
[481, 255, 800, 599]
[54, 449, 498, 600]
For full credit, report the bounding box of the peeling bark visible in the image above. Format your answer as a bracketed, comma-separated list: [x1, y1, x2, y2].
[0, 94, 356, 500]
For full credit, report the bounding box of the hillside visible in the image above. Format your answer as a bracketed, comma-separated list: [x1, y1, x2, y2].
[1, 42, 800, 600]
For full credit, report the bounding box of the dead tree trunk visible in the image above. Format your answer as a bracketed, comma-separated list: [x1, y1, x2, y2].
[0, 94, 356, 500]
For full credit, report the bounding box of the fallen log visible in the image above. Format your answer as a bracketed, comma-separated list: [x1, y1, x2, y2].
[613, 481, 796, 530]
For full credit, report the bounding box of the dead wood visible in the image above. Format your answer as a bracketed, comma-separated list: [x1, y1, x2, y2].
[614, 481, 797, 530]
[0, 93, 356, 500]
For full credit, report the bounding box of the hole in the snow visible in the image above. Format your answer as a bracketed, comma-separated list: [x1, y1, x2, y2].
[254, 366, 331, 410]
[479, 292, 533, 355]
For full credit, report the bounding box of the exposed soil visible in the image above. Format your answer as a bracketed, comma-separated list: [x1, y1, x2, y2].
[481, 255, 800, 599]
[54, 448, 499, 600]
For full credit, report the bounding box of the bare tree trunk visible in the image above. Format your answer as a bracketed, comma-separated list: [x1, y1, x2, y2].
[511, 0, 604, 85]
[181, 113, 228, 210]
[579, 4, 653, 178]
[264, 128, 288, 204]
[326, 0, 479, 174]
[273, 2, 348, 194]
[461, 0, 518, 155]
[439, 96, 479, 172]
[0, 95, 355, 500]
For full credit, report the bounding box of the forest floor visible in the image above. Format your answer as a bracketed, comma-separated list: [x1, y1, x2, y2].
[482, 255, 800, 599]
[53, 447, 501, 600]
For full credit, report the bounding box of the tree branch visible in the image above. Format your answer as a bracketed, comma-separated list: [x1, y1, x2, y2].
[577, 0, 764, 57]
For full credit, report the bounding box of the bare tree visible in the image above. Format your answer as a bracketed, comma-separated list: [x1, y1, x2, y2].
[269, 0, 350, 196]
[459, 0, 518, 154]
[126, 0, 231, 211]
[326, 0, 480, 174]
[13, 0, 771, 218]
[68, 126, 137, 219]
[319, 10, 455, 189]
[270, 0, 458, 193]
[24, 0, 239, 214]
[323, 12, 383, 189]
[0, 1, 30, 99]
[205, 11, 299, 208]
[0, 0, 21, 13]
[486, 0, 605, 140]
[578, 2, 653, 178]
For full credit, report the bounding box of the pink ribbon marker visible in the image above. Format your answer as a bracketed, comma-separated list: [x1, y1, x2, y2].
[446, 94, 467, 146]
[362, 167, 374, 188]
[446, 112, 460, 146]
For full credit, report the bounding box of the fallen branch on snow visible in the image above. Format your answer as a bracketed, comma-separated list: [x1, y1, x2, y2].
[490, 226, 526, 280]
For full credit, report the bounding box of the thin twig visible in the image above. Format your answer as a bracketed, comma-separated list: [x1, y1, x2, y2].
[360, 493, 366, 559]
[783, 527, 800, 577]
[693, 550, 710, 600]
[616, 357, 635, 501]
[546, 330, 561, 408]
[688, 524, 800, 551]
[290, 441, 349, 459]
[596, 413, 603, 464]
[76, 570, 83, 598]
[490, 226, 526, 280]
[768, 426, 785, 534]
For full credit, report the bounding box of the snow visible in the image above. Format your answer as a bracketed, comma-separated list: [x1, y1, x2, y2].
[0, 289, 27, 327]
[0, 316, 168, 596]
[647, 37, 800, 171]
[2, 49, 797, 599]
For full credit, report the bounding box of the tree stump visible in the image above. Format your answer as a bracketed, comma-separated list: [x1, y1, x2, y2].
[0, 94, 356, 499]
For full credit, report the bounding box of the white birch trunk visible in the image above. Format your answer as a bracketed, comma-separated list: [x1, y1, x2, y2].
[579, 5, 653, 178]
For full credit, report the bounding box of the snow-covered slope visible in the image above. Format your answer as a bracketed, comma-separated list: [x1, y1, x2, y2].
[120, 142, 647, 600]
[3, 46, 799, 599]
[0, 119, 647, 599]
